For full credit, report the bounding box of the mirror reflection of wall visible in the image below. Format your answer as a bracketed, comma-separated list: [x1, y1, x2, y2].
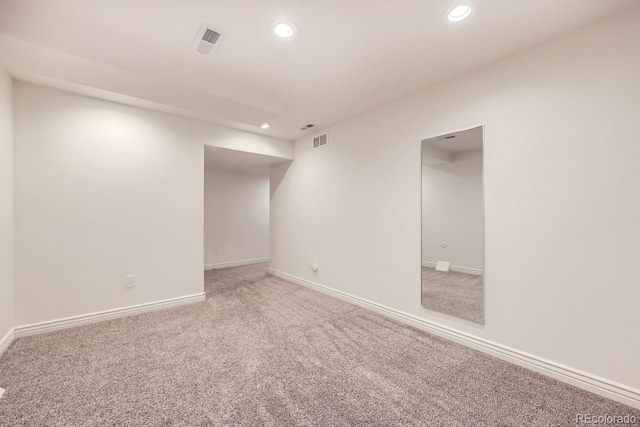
[421, 126, 484, 323]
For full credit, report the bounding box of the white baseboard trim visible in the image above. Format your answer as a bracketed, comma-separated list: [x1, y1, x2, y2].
[204, 257, 269, 271]
[268, 268, 640, 410]
[14, 293, 206, 339]
[422, 261, 483, 276]
[0, 328, 15, 358]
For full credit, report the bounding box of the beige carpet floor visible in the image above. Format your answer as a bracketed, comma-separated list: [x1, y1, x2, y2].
[0, 263, 637, 426]
[422, 267, 484, 323]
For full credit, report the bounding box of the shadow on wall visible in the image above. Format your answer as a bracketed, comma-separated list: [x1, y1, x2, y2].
[271, 160, 293, 199]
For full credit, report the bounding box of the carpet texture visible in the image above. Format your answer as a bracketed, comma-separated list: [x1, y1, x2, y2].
[0, 263, 637, 426]
[422, 267, 484, 323]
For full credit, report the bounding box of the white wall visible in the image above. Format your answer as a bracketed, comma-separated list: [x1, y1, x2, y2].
[422, 149, 483, 271]
[270, 5, 640, 399]
[13, 82, 290, 326]
[0, 67, 13, 340]
[204, 169, 269, 268]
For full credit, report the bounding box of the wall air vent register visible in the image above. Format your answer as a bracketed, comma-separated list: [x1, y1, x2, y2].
[313, 133, 328, 149]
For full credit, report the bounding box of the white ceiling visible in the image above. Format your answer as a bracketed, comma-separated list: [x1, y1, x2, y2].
[0, 0, 636, 140]
[423, 126, 483, 155]
[204, 146, 289, 176]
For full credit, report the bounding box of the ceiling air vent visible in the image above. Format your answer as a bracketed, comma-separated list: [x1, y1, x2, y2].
[300, 123, 315, 131]
[434, 134, 456, 142]
[313, 133, 328, 149]
[194, 24, 223, 54]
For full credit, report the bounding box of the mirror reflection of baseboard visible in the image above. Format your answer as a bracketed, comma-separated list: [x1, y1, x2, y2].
[421, 125, 484, 323]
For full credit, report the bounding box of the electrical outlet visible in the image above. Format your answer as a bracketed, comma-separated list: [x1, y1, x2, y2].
[126, 275, 135, 288]
[214, 247, 220, 254]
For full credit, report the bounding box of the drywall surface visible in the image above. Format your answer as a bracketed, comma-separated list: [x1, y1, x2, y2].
[0, 67, 13, 339]
[12, 82, 288, 325]
[204, 169, 269, 268]
[422, 149, 483, 270]
[270, 7, 640, 393]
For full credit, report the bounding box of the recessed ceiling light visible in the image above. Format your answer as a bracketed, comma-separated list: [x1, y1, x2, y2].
[272, 20, 298, 39]
[261, 123, 271, 129]
[447, 3, 472, 22]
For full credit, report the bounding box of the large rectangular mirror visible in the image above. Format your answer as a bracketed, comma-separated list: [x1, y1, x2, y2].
[421, 126, 484, 323]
